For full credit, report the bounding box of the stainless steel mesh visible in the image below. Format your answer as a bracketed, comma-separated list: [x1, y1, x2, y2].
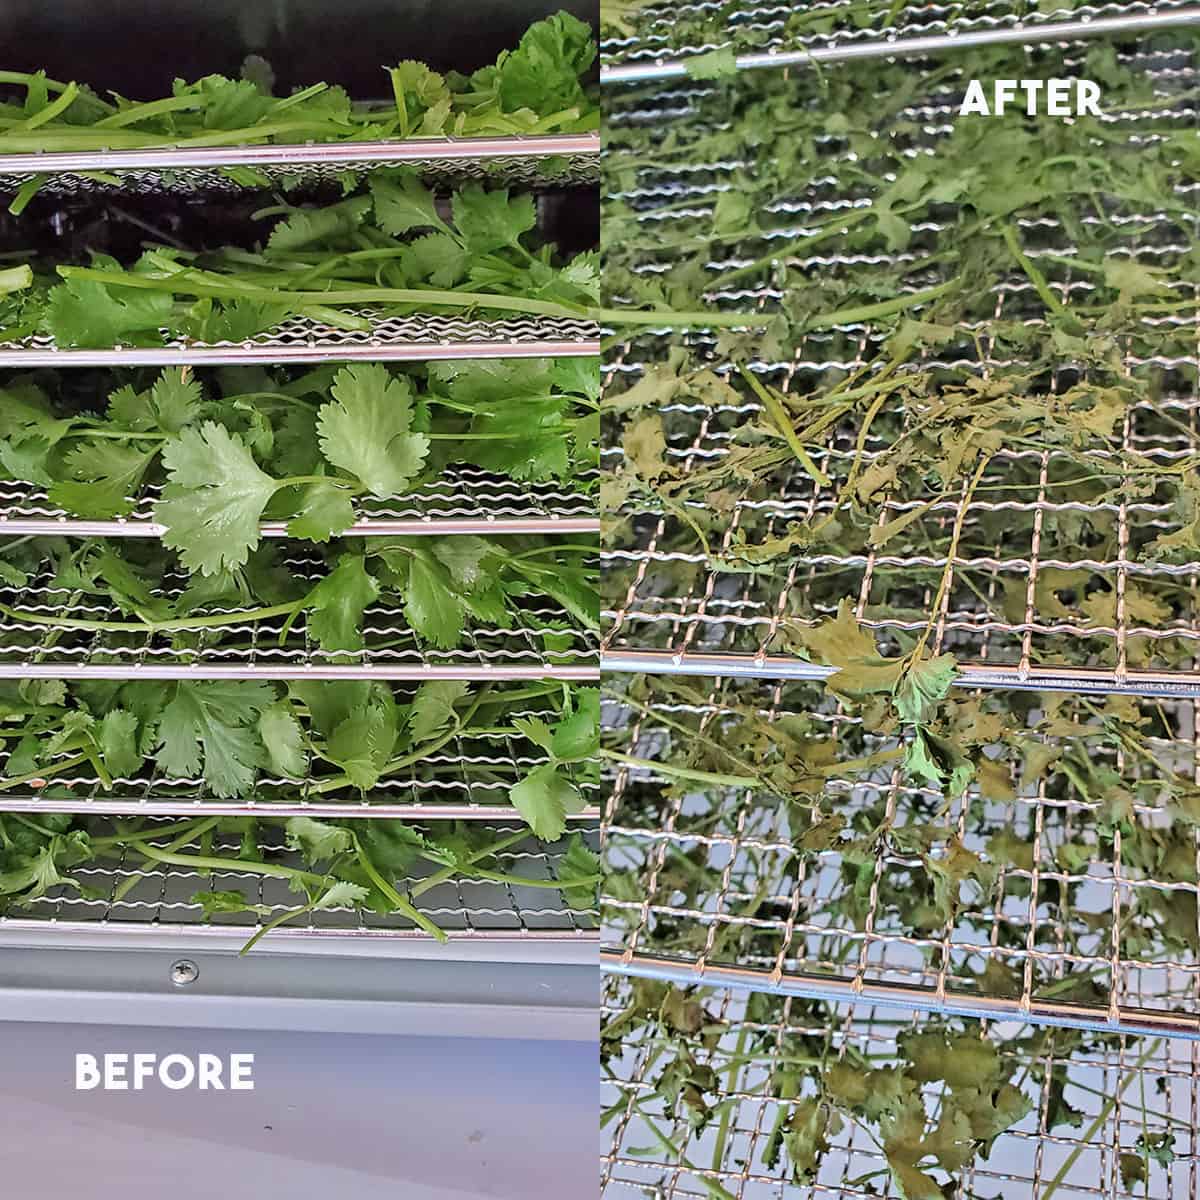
[0, 312, 599, 367]
[0, 134, 600, 194]
[0, 470, 599, 539]
[601, 676, 1200, 1039]
[601, 975, 1200, 1197]
[0, 557, 599, 680]
[601, 0, 1200, 81]
[601, 41, 1200, 698]
[0, 684, 600, 819]
[0, 820, 598, 941]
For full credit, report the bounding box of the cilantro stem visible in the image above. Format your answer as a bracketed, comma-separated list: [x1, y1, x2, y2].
[92, 818, 217, 850]
[351, 833, 446, 941]
[0, 753, 90, 792]
[133, 842, 327, 886]
[1001, 225, 1071, 322]
[801, 279, 959, 331]
[736, 363, 830, 487]
[592, 306, 768, 329]
[0, 600, 303, 634]
[1040, 1038, 1162, 1200]
[911, 455, 990, 661]
[56, 265, 587, 321]
[0, 71, 110, 104]
[629, 1104, 739, 1200]
[711, 1022, 750, 1175]
[601, 750, 763, 791]
[410, 830, 527, 898]
[438, 864, 599, 891]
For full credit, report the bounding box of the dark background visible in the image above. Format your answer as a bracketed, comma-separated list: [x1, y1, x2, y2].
[0, 0, 598, 97]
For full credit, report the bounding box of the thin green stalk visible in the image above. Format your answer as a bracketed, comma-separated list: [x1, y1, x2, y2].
[600, 750, 763, 791]
[57, 264, 586, 320]
[1041, 1039, 1162, 1200]
[0, 599, 303, 634]
[351, 834, 446, 941]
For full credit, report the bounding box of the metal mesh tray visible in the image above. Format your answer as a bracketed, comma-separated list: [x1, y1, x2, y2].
[601, 42, 1200, 699]
[601, 0, 1200, 81]
[0, 469, 599, 539]
[0, 820, 598, 943]
[601, 676, 1200, 1040]
[0, 565, 599, 681]
[601, 976, 1199, 1198]
[0, 684, 600, 819]
[0, 312, 599, 367]
[0, 133, 600, 194]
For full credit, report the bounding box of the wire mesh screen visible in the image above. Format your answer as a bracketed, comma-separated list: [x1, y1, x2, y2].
[601, 675, 1200, 1036]
[601, 974, 1200, 1197]
[0, 136, 600, 196]
[0, 470, 598, 539]
[0, 684, 601, 819]
[601, 0, 1200, 75]
[0, 312, 599, 367]
[601, 38, 1200, 694]
[0, 554, 598, 680]
[0, 821, 598, 939]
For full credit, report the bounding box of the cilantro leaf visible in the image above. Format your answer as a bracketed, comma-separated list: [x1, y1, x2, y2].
[43, 262, 172, 348]
[316, 364, 430, 498]
[557, 833, 599, 910]
[285, 480, 356, 542]
[157, 421, 281, 575]
[98, 709, 141, 777]
[401, 552, 465, 648]
[509, 762, 585, 840]
[304, 554, 379, 653]
[259, 702, 306, 778]
[153, 681, 273, 796]
[370, 172, 447, 236]
[409, 679, 470, 744]
[325, 701, 398, 790]
[450, 186, 536, 254]
[285, 816, 352, 864]
[894, 654, 958, 726]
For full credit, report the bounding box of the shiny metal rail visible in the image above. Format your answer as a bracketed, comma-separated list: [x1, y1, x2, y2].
[602, 650, 1200, 699]
[602, 7, 1200, 83]
[602, 949, 1200, 1040]
[0, 132, 600, 174]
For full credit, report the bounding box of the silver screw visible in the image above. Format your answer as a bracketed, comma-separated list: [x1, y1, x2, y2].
[170, 959, 200, 987]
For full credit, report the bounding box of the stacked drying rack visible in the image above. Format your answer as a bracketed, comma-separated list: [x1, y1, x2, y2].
[600, 3, 1200, 1196]
[0, 131, 601, 1038]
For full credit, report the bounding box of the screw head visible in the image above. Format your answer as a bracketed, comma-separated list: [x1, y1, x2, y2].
[170, 959, 200, 987]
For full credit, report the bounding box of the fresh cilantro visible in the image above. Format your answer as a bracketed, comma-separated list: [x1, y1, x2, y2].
[316, 364, 430, 499]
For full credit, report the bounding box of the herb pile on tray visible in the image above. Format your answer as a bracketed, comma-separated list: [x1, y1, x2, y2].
[0, 171, 600, 341]
[601, 36, 1200, 799]
[0, 810, 599, 946]
[0, 360, 598, 537]
[0, 10, 597, 158]
[601, 975, 1178, 1196]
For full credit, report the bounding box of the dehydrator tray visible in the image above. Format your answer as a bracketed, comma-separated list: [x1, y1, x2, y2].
[600, 37, 1200, 698]
[601, 975, 1199, 1197]
[0, 470, 600, 539]
[601, 0, 1200, 82]
[0, 132, 601, 195]
[0, 820, 598, 1038]
[601, 675, 1200, 1040]
[0, 686, 601, 819]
